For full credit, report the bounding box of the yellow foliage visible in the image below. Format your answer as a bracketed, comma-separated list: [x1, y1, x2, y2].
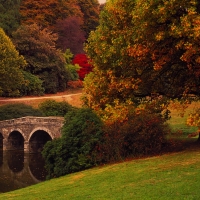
[186, 108, 200, 129]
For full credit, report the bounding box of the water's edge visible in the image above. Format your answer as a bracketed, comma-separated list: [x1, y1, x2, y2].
[0, 151, 46, 193]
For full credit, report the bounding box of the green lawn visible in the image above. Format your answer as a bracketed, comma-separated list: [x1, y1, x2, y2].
[0, 144, 200, 200]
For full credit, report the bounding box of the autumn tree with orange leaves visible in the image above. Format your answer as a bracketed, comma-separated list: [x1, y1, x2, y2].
[84, 0, 200, 112]
[20, 0, 83, 28]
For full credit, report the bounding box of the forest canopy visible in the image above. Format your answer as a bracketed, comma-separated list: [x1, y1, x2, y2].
[0, 0, 101, 96]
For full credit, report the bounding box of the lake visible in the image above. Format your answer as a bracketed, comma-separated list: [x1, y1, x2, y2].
[0, 151, 47, 193]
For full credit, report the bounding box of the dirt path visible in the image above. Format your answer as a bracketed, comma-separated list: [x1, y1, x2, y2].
[0, 93, 82, 102]
[0, 89, 83, 107]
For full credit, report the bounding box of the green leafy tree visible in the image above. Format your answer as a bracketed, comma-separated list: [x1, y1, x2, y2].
[12, 24, 70, 93]
[42, 108, 104, 179]
[0, 28, 26, 97]
[0, 0, 21, 36]
[84, 0, 200, 111]
[20, 71, 44, 96]
[0, 103, 43, 121]
[39, 100, 74, 117]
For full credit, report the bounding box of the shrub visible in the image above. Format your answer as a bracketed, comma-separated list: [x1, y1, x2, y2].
[42, 108, 104, 179]
[67, 80, 83, 88]
[122, 111, 169, 156]
[64, 49, 80, 81]
[101, 106, 170, 162]
[38, 100, 74, 117]
[72, 54, 93, 80]
[0, 103, 43, 121]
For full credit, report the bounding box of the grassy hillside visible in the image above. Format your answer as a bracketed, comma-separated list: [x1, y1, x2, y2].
[0, 144, 200, 200]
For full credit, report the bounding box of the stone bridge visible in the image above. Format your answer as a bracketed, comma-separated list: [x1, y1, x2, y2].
[0, 116, 64, 153]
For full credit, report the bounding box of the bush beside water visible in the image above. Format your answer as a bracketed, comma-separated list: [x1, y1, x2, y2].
[42, 104, 172, 179]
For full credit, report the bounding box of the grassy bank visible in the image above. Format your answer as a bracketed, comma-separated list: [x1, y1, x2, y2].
[0, 144, 200, 200]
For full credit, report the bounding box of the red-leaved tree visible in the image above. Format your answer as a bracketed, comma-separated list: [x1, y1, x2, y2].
[72, 54, 93, 80]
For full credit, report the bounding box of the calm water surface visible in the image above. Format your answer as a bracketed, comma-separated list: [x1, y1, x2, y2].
[0, 151, 47, 193]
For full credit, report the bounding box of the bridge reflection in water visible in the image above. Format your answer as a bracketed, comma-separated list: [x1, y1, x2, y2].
[0, 151, 47, 193]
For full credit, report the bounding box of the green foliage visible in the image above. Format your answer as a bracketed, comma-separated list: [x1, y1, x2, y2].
[63, 49, 80, 81]
[0, 0, 21, 36]
[0, 103, 43, 121]
[66, 64, 80, 81]
[0, 28, 26, 97]
[42, 108, 104, 179]
[39, 100, 74, 117]
[12, 24, 70, 94]
[20, 71, 44, 96]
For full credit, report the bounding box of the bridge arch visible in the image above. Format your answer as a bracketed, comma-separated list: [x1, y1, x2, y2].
[29, 127, 54, 141]
[7, 130, 25, 151]
[0, 116, 64, 152]
[29, 128, 53, 153]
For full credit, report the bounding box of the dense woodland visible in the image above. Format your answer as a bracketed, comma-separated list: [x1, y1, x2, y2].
[0, 0, 104, 96]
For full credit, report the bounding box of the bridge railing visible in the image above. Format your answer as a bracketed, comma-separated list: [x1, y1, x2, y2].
[0, 116, 64, 126]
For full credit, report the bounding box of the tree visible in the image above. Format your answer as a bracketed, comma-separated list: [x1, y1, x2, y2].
[56, 17, 85, 54]
[0, 0, 21, 36]
[77, 0, 100, 38]
[20, 71, 44, 96]
[0, 28, 26, 97]
[12, 24, 70, 94]
[0, 103, 43, 121]
[42, 108, 104, 179]
[38, 100, 74, 117]
[84, 0, 200, 111]
[20, 0, 83, 29]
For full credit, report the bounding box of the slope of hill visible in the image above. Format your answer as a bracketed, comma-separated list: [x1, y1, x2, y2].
[0, 145, 200, 199]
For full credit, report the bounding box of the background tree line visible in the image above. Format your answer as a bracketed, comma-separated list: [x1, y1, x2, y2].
[0, 0, 102, 97]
